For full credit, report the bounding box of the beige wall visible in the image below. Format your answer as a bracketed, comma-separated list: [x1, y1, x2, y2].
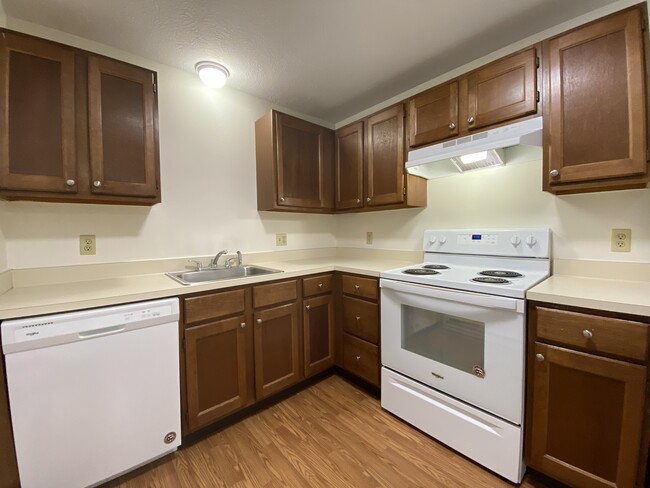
[0, 19, 335, 269]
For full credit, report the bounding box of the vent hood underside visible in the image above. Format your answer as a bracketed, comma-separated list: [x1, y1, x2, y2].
[406, 117, 543, 180]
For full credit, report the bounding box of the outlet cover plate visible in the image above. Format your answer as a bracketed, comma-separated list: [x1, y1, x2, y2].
[366, 231, 373, 245]
[80, 235, 96, 255]
[276, 233, 287, 246]
[611, 228, 631, 252]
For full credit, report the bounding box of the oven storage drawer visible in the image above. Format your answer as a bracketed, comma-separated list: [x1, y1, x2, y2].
[343, 333, 379, 386]
[535, 307, 649, 362]
[342, 297, 379, 343]
[342, 275, 378, 300]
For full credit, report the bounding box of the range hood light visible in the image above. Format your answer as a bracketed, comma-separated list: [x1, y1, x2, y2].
[459, 151, 489, 165]
[451, 149, 504, 172]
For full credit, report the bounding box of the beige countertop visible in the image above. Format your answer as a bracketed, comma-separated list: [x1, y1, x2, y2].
[527, 260, 650, 317]
[0, 254, 418, 320]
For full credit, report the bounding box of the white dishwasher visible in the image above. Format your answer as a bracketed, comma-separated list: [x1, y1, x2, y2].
[1, 297, 181, 488]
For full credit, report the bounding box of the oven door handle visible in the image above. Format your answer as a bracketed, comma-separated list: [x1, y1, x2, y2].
[380, 279, 524, 313]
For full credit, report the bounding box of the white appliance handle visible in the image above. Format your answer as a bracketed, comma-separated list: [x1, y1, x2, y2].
[380, 279, 524, 313]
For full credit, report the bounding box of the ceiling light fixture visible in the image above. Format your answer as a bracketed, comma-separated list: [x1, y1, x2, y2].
[195, 61, 230, 88]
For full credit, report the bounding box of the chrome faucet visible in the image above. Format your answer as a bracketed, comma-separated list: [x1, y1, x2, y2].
[212, 250, 228, 268]
[236, 251, 242, 267]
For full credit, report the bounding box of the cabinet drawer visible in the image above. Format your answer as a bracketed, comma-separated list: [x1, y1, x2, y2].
[253, 280, 297, 308]
[536, 307, 649, 362]
[341, 275, 378, 301]
[184, 289, 246, 326]
[343, 333, 379, 386]
[343, 297, 379, 344]
[303, 274, 333, 297]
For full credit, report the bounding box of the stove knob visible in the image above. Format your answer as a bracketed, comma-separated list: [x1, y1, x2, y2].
[511, 236, 521, 247]
[526, 235, 537, 247]
[428, 236, 437, 246]
[439, 236, 447, 245]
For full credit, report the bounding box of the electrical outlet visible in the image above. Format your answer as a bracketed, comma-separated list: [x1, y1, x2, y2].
[611, 228, 631, 252]
[276, 233, 287, 246]
[366, 231, 373, 245]
[80, 235, 96, 255]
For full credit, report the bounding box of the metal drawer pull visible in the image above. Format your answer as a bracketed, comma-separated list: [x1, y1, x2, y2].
[355, 316, 361, 321]
[582, 329, 593, 339]
[354, 284, 360, 290]
[535, 353, 545, 362]
[318, 283, 323, 288]
[355, 356, 361, 361]
[305, 305, 310, 310]
[256, 318, 262, 324]
[240, 322, 246, 329]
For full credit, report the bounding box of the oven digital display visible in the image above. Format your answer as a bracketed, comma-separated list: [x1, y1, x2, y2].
[472, 234, 482, 240]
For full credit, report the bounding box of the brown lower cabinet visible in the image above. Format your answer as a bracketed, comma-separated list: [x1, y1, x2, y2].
[181, 274, 339, 434]
[526, 302, 650, 488]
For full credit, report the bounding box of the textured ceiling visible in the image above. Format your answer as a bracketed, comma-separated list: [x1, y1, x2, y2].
[3, 0, 618, 123]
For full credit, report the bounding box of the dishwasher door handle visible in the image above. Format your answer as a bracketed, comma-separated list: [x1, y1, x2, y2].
[78, 325, 126, 339]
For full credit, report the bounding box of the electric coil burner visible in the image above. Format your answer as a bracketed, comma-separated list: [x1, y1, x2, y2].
[379, 229, 551, 483]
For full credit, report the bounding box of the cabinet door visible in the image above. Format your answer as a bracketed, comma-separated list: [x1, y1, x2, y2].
[335, 122, 363, 209]
[527, 342, 646, 488]
[275, 112, 333, 209]
[254, 302, 300, 399]
[365, 104, 405, 206]
[0, 32, 77, 193]
[466, 47, 537, 132]
[544, 9, 646, 188]
[88, 56, 158, 198]
[303, 294, 334, 377]
[185, 316, 250, 432]
[408, 81, 459, 148]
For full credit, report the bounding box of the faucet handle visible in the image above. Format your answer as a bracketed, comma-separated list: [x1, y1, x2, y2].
[236, 250, 243, 267]
[187, 259, 203, 271]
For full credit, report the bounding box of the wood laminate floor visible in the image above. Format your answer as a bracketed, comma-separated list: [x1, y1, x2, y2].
[108, 375, 553, 488]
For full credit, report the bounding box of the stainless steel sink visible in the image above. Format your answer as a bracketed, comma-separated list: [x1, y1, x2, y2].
[166, 265, 283, 285]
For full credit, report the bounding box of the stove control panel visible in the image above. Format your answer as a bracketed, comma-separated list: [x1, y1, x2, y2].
[423, 229, 550, 258]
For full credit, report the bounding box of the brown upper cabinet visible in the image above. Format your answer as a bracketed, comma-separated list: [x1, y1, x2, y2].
[408, 47, 539, 149]
[335, 104, 427, 211]
[255, 110, 334, 212]
[543, 7, 648, 194]
[0, 30, 161, 204]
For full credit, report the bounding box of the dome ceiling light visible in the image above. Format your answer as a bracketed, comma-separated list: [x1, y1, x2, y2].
[195, 61, 230, 88]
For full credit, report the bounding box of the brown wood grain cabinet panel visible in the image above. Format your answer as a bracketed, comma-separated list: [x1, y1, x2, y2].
[303, 294, 334, 377]
[253, 279, 297, 308]
[365, 104, 405, 206]
[254, 303, 300, 399]
[88, 56, 158, 198]
[342, 296, 379, 344]
[536, 306, 649, 362]
[0, 31, 77, 194]
[527, 342, 646, 488]
[466, 47, 538, 131]
[184, 315, 250, 432]
[343, 333, 380, 386]
[335, 121, 364, 209]
[302, 273, 333, 297]
[408, 81, 459, 148]
[544, 8, 648, 193]
[341, 275, 378, 301]
[184, 289, 246, 326]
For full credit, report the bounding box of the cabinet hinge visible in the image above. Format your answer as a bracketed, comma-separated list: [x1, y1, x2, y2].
[403, 186, 406, 195]
[646, 149, 649, 162]
[152, 73, 157, 93]
[642, 17, 646, 31]
[536, 90, 540, 103]
[535, 56, 540, 68]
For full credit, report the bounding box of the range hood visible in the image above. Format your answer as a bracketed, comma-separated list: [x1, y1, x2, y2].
[406, 117, 543, 179]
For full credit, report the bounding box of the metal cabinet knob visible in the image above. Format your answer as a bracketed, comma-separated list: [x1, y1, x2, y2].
[550, 169, 559, 177]
[318, 283, 323, 288]
[448, 122, 456, 130]
[240, 322, 246, 329]
[355, 316, 361, 321]
[356, 198, 361, 204]
[280, 197, 285, 202]
[93, 180, 102, 188]
[256, 318, 262, 324]
[535, 353, 545, 362]
[354, 284, 360, 290]
[355, 355, 361, 361]
[305, 305, 311, 310]
[366, 197, 371, 203]
[65, 179, 76, 187]
[582, 329, 593, 339]
[468, 116, 475, 124]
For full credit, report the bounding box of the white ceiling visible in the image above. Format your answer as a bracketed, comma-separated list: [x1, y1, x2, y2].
[3, 0, 619, 123]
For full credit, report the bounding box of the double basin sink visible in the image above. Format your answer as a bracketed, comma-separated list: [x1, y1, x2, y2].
[167, 264, 283, 285]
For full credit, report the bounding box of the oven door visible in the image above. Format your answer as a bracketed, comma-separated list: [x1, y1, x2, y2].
[380, 278, 525, 424]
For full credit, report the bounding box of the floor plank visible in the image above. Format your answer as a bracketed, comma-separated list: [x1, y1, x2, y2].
[107, 376, 552, 487]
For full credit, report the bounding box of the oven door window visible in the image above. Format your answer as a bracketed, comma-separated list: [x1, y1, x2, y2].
[401, 304, 485, 375]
